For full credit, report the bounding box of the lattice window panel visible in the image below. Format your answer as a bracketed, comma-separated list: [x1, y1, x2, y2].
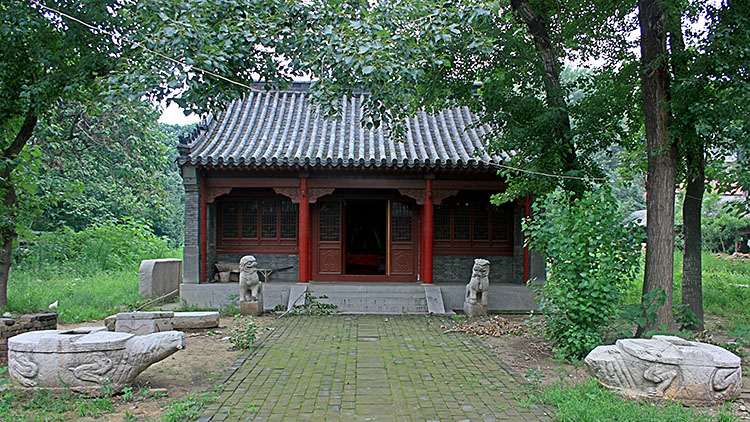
[473, 202, 490, 241]
[319, 201, 340, 241]
[492, 205, 509, 241]
[390, 202, 412, 242]
[222, 200, 239, 239]
[434, 204, 451, 241]
[453, 202, 471, 240]
[261, 200, 278, 239]
[241, 200, 258, 239]
[280, 201, 298, 239]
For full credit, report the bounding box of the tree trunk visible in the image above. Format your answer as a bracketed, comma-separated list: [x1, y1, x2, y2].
[0, 109, 37, 311]
[509, 0, 581, 193]
[637, 0, 677, 335]
[682, 145, 705, 331]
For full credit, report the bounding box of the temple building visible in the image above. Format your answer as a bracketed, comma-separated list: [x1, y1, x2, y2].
[177, 82, 543, 313]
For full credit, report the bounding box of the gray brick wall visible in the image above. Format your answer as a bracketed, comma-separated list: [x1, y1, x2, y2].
[433, 203, 524, 284]
[182, 165, 200, 284]
[216, 253, 299, 282]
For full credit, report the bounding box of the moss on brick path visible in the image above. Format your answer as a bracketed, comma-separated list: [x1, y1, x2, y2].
[197, 315, 553, 422]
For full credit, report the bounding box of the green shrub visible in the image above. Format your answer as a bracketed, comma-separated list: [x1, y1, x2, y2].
[701, 192, 746, 253]
[524, 188, 642, 359]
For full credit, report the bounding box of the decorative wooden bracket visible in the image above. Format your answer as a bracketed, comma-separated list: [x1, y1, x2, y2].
[308, 188, 335, 203]
[433, 189, 459, 205]
[398, 189, 425, 205]
[206, 187, 233, 203]
[274, 187, 300, 203]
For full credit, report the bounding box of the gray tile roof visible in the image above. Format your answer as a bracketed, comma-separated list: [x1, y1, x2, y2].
[178, 83, 505, 169]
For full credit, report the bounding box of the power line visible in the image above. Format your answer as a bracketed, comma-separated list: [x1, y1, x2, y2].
[36, 2, 612, 184]
[37, 3, 265, 94]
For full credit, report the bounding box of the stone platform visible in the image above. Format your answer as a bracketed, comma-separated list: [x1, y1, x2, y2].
[180, 282, 537, 314]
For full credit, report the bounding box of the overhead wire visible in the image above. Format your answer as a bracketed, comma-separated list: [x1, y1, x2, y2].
[37, 2, 613, 183]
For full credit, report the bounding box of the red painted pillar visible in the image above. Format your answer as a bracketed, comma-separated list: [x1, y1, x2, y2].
[199, 176, 207, 284]
[422, 179, 434, 284]
[298, 178, 310, 283]
[523, 195, 531, 284]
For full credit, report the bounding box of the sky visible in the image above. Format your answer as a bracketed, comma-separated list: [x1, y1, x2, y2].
[158, 101, 201, 126]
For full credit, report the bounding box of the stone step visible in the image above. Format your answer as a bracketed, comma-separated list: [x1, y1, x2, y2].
[306, 283, 429, 314]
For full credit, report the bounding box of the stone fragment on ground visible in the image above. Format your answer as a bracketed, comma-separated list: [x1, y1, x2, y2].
[585, 335, 742, 406]
[172, 311, 220, 329]
[8, 328, 185, 396]
[115, 311, 174, 335]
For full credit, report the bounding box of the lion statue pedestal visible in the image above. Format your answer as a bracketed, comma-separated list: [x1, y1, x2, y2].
[238, 255, 263, 316]
[463, 258, 490, 319]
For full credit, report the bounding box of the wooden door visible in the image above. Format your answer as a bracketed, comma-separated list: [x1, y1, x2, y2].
[316, 200, 343, 275]
[388, 200, 416, 275]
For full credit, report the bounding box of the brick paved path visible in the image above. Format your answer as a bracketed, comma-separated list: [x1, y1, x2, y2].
[198, 315, 553, 422]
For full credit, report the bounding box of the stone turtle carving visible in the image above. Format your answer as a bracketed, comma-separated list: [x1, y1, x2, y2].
[8, 327, 185, 395]
[464, 258, 490, 319]
[585, 335, 741, 406]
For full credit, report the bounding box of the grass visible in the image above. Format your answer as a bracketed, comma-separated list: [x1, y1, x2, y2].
[160, 387, 221, 422]
[534, 379, 738, 422]
[6, 268, 146, 323]
[0, 378, 115, 421]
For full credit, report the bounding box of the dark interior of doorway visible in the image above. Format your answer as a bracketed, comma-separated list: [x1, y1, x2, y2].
[345, 199, 386, 274]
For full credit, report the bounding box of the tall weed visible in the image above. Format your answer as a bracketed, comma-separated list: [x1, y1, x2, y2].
[15, 219, 177, 275]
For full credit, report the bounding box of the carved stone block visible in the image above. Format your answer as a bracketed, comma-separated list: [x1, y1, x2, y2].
[239, 300, 263, 316]
[8, 328, 185, 395]
[115, 311, 174, 336]
[585, 335, 741, 406]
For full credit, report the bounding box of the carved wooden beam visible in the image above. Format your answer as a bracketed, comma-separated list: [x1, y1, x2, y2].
[206, 187, 233, 203]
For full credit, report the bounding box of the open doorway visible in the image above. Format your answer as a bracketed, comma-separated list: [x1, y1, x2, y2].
[345, 199, 386, 274]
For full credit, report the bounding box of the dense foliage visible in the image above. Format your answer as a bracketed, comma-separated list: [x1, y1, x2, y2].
[15, 100, 185, 245]
[524, 189, 642, 358]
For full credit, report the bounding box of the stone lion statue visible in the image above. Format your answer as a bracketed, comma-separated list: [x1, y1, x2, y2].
[464, 258, 490, 318]
[239, 255, 260, 302]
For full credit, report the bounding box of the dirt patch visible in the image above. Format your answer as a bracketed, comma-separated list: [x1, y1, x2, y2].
[55, 315, 277, 422]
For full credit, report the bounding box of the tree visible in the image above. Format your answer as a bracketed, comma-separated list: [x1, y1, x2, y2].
[637, 0, 679, 334]
[133, 0, 641, 202]
[636, 0, 750, 332]
[15, 100, 184, 244]
[673, 0, 749, 330]
[0, 1, 130, 309]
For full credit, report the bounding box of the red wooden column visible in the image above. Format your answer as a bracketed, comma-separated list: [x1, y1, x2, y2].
[422, 178, 434, 284]
[523, 195, 531, 283]
[298, 177, 310, 283]
[199, 175, 207, 283]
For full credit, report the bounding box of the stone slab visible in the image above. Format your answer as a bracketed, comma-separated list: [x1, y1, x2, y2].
[139, 259, 182, 299]
[172, 312, 220, 329]
[423, 284, 448, 315]
[116, 311, 174, 320]
[115, 313, 173, 336]
[288, 284, 308, 309]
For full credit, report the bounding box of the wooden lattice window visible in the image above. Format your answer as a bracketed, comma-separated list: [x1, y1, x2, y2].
[261, 200, 277, 238]
[222, 200, 239, 239]
[319, 201, 340, 242]
[434, 205, 451, 241]
[390, 201, 412, 242]
[280, 201, 297, 239]
[433, 196, 513, 254]
[218, 195, 298, 251]
[241, 200, 258, 239]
